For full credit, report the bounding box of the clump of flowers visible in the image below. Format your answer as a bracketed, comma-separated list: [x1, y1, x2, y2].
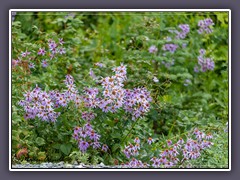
[97, 63, 127, 113]
[121, 158, 149, 168]
[13, 37, 67, 70]
[121, 137, 149, 168]
[121, 128, 214, 168]
[19, 74, 82, 122]
[83, 63, 152, 120]
[148, 128, 214, 168]
[18, 85, 60, 122]
[73, 122, 103, 153]
[81, 111, 96, 122]
[124, 87, 152, 120]
[195, 49, 215, 72]
[50, 74, 82, 108]
[175, 24, 190, 39]
[198, 18, 214, 34]
[123, 137, 141, 159]
[162, 44, 178, 53]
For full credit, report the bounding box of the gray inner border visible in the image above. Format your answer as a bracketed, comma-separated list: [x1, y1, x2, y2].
[1, 0, 239, 179]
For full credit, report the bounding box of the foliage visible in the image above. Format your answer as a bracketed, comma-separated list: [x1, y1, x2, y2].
[11, 11, 229, 168]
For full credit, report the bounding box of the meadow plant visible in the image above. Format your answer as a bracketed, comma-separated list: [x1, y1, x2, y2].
[13, 13, 228, 168]
[121, 128, 214, 168]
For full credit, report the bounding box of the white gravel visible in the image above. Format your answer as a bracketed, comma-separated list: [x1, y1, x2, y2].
[12, 162, 122, 169]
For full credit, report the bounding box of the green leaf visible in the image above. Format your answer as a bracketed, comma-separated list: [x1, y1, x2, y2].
[60, 143, 72, 155]
[37, 152, 46, 161]
[35, 137, 45, 146]
[112, 144, 121, 152]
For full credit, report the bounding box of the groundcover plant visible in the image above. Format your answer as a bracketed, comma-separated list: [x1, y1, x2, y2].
[11, 11, 229, 169]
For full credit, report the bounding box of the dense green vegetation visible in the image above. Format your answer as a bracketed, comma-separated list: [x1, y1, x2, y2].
[11, 11, 229, 168]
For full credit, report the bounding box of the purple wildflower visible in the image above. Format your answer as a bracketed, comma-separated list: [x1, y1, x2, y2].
[29, 63, 35, 69]
[38, 48, 46, 56]
[102, 144, 108, 152]
[59, 38, 65, 45]
[78, 140, 89, 152]
[148, 45, 158, 53]
[134, 137, 140, 144]
[147, 137, 154, 145]
[41, 60, 48, 68]
[162, 44, 178, 53]
[58, 47, 66, 55]
[198, 18, 214, 34]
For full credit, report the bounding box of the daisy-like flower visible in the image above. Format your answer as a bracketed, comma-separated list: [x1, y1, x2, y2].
[166, 139, 172, 146]
[205, 133, 213, 140]
[58, 47, 66, 55]
[147, 137, 154, 145]
[196, 131, 205, 140]
[78, 140, 89, 152]
[21, 52, 27, 57]
[29, 63, 35, 69]
[134, 137, 140, 144]
[38, 48, 46, 56]
[41, 60, 48, 68]
[59, 38, 65, 45]
[148, 45, 158, 53]
[177, 137, 184, 145]
[49, 41, 57, 50]
[164, 161, 174, 168]
[102, 144, 108, 152]
[92, 141, 101, 149]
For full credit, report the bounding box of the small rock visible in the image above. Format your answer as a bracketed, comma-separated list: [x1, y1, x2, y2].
[65, 164, 73, 168]
[75, 165, 86, 168]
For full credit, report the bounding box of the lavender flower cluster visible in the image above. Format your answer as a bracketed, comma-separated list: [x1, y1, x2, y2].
[121, 128, 214, 168]
[73, 122, 108, 153]
[38, 38, 66, 62]
[20, 64, 152, 122]
[50, 74, 82, 108]
[13, 38, 66, 70]
[198, 18, 214, 34]
[121, 137, 150, 168]
[149, 128, 214, 168]
[194, 49, 215, 72]
[18, 85, 60, 122]
[124, 88, 152, 120]
[162, 43, 178, 53]
[121, 158, 149, 168]
[83, 63, 152, 120]
[175, 24, 190, 39]
[19, 74, 82, 122]
[81, 111, 96, 122]
[123, 137, 141, 158]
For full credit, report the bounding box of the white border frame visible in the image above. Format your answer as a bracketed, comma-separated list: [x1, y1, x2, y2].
[9, 9, 231, 172]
